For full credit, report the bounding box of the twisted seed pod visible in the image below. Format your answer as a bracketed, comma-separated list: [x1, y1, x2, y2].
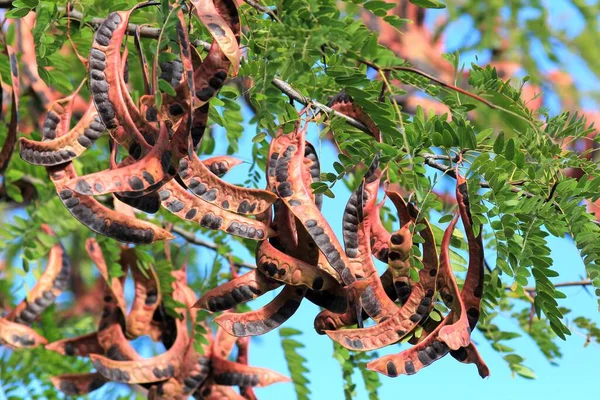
[325, 193, 439, 351]
[272, 126, 353, 284]
[126, 262, 162, 339]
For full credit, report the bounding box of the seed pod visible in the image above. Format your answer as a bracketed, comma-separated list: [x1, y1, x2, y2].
[158, 181, 274, 240]
[126, 262, 162, 339]
[211, 356, 291, 387]
[66, 122, 178, 197]
[0, 45, 20, 176]
[202, 156, 243, 177]
[45, 332, 103, 357]
[19, 102, 105, 166]
[256, 240, 339, 291]
[436, 214, 471, 350]
[456, 170, 485, 331]
[194, 269, 280, 312]
[6, 225, 70, 325]
[272, 126, 353, 285]
[0, 317, 47, 349]
[50, 373, 107, 396]
[325, 192, 439, 351]
[91, 270, 190, 384]
[214, 285, 306, 337]
[179, 153, 277, 215]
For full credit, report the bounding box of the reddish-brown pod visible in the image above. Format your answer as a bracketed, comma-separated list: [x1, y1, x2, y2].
[178, 152, 277, 215]
[158, 181, 275, 241]
[45, 332, 104, 357]
[0, 317, 48, 349]
[194, 269, 281, 312]
[211, 356, 291, 387]
[0, 45, 20, 176]
[214, 285, 306, 337]
[50, 373, 107, 396]
[6, 225, 70, 325]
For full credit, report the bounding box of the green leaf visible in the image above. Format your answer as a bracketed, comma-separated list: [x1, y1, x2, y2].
[409, 0, 446, 9]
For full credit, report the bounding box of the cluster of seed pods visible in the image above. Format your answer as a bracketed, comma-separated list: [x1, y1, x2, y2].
[2, 0, 491, 395]
[38, 239, 290, 399]
[195, 90, 490, 379]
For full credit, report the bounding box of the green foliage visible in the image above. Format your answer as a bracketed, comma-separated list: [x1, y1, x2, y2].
[280, 328, 311, 400]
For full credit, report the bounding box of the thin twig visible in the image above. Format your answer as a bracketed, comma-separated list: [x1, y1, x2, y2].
[506, 280, 593, 292]
[170, 225, 256, 270]
[243, 0, 278, 21]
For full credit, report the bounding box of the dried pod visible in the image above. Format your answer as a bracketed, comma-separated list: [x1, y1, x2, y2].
[50, 373, 107, 396]
[6, 225, 70, 325]
[0, 317, 47, 349]
[211, 356, 291, 387]
[256, 240, 339, 291]
[194, 269, 280, 312]
[19, 102, 105, 166]
[45, 332, 103, 357]
[158, 181, 274, 240]
[214, 285, 306, 337]
[179, 153, 277, 215]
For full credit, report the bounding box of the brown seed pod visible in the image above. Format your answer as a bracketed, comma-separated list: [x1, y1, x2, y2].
[272, 126, 353, 285]
[126, 262, 162, 339]
[256, 240, 339, 291]
[179, 152, 277, 215]
[329, 90, 381, 142]
[211, 356, 291, 387]
[190, 0, 240, 76]
[45, 332, 104, 357]
[195, 378, 245, 400]
[19, 102, 105, 166]
[194, 269, 281, 312]
[50, 166, 173, 243]
[202, 156, 243, 177]
[50, 373, 106, 396]
[369, 199, 391, 262]
[325, 193, 439, 351]
[214, 285, 306, 337]
[0, 317, 47, 349]
[65, 122, 178, 197]
[6, 225, 70, 325]
[456, 170, 485, 331]
[89, 8, 157, 150]
[0, 45, 20, 176]
[158, 181, 274, 240]
[87, 238, 127, 316]
[436, 214, 470, 350]
[91, 272, 190, 384]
